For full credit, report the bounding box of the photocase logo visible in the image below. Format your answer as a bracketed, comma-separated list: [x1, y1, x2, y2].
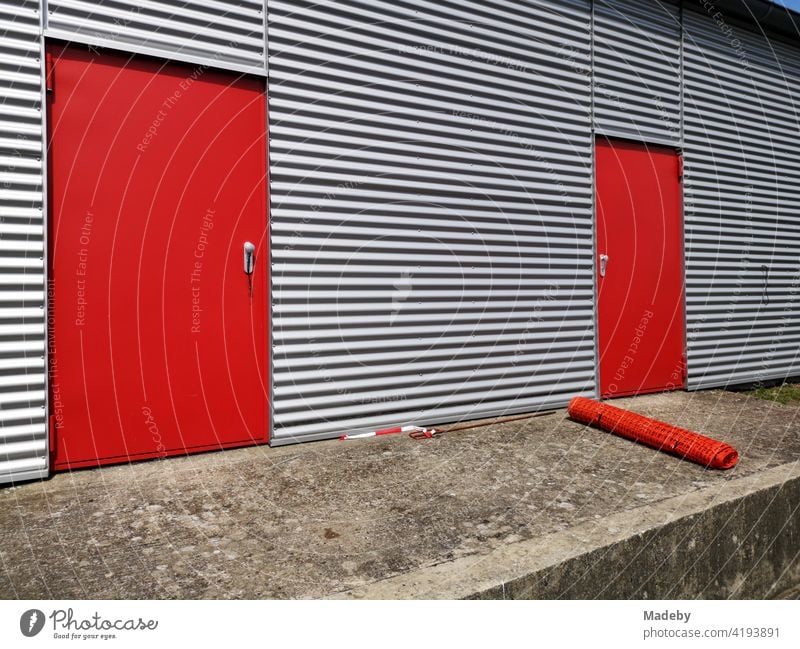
[20, 609, 45, 637]
[15, 607, 159, 640]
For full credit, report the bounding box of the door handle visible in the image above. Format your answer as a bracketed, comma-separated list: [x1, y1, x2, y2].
[600, 254, 609, 277]
[243, 241, 255, 275]
[243, 242, 255, 297]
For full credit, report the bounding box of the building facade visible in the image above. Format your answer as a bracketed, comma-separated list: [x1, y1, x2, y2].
[1, 0, 799, 483]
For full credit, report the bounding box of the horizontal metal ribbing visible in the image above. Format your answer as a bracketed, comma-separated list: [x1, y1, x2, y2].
[47, 0, 267, 73]
[269, 0, 595, 442]
[593, 0, 681, 144]
[683, 7, 800, 390]
[0, 0, 46, 484]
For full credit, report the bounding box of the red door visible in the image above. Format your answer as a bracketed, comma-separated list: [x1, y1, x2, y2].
[595, 138, 684, 398]
[47, 44, 268, 469]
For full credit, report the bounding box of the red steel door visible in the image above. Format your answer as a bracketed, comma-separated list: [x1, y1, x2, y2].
[595, 138, 684, 398]
[47, 44, 268, 469]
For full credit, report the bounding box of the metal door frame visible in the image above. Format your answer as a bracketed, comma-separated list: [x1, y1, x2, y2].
[592, 134, 688, 398]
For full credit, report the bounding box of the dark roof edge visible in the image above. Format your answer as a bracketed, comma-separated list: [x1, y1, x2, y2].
[705, 0, 800, 40]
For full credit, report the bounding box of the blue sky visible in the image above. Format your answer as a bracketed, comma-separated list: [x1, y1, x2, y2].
[775, 0, 800, 10]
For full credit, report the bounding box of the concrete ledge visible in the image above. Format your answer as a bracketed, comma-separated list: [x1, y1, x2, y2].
[2, 390, 798, 599]
[336, 462, 800, 599]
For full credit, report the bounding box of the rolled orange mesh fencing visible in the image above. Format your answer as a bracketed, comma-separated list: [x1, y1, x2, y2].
[567, 397, 739, 470]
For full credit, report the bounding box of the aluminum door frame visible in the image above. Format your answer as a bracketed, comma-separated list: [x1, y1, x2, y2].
[593, 135, 687, 399]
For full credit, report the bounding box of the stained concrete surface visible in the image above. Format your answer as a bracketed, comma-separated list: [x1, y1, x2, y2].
[0, 389, 798, 599]
[341, 463, 800, 599]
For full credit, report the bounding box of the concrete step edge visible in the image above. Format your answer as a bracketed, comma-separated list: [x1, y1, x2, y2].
[332, 461, 800, 599]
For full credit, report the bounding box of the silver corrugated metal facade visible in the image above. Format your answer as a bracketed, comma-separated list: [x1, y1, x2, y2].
[3, 1, 800, 478]
[0, 0, 268, 484]
[592, 1, 800, 391]
[683, 7, 800, 389]
[267, 0, 596, 443]
[0, 0, 47, 484]
[269, 0, 800, 443]
[45, 0, 267, 75]
[593, 0, 681, 145]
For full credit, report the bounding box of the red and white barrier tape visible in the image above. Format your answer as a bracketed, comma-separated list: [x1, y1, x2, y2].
[339, 425, 428, 441]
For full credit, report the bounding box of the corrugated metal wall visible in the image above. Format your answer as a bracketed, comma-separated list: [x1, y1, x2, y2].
[268, 0, 596, 443]
[683, 7, 800, 389]
[0, 0, 48, 483]
[2, 0, 797, 471]
[593, 0, 681, 145]
[45, 0, 267, 75]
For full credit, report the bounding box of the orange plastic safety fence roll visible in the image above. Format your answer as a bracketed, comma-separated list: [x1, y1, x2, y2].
[567, 397, 739, 470]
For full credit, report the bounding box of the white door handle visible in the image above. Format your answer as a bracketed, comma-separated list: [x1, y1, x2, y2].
[243, 241, 256, 298]
[243, 241, 255, 275]
[600, 254, 609, 277]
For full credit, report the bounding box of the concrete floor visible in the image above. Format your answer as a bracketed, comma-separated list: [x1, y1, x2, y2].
[0, 389, 798, 599]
